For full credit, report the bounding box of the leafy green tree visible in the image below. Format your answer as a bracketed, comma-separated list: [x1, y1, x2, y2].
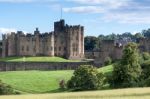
[110, 43, 142, 88]
[84, 36, 98, 51]
[67, 65, 105, 91]
[134, 33, 144, 39]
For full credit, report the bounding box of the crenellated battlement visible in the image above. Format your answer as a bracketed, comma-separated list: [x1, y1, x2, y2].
[2, 19, 84, 59]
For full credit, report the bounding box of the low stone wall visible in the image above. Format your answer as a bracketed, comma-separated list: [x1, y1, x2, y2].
[0, 61, 101, 71]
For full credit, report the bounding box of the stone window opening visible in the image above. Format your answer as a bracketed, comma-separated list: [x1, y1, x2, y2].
[26, 46, 29, 51]
[59, 47, 61, 51]
[64, 47, 66, 51]
[76, 36, 78, 40]
[51, 46, 53, 51]
[47, 46, 49, 51]
[54, 47, 57, 51]
[22, 46, 24, 51]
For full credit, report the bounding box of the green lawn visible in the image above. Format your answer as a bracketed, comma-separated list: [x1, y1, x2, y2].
[0, 57, 80, 62]
[1, 87, 150, 99]
[0, 65, 113, 94]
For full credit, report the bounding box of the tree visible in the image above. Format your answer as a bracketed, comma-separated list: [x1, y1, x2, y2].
[134, 33, 144, 39]
[84, 36, 98, 51]
[67, 65, 105, 91]
[142, 29, 150, 38]
[110, 42, 142, 88]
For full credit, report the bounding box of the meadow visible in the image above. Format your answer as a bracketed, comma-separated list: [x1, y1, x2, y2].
[0, 65, 112, 93]
[0, 87, 150, 99]
[0, 56, 80, 62]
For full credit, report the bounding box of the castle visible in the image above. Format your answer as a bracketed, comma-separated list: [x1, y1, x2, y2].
[2, 19, 84, 59]
[85, 37, 150, 65]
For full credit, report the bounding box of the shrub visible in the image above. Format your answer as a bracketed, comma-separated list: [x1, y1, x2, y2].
[140, 59, 150, 86]
[67, 65, 105, 91]
[0, 80, 14, 95]
[141, 59, 150, 79]
[142, 52, 150, 60]
[110, 43, 142, 88]
[59, 79, 66, 89]
[104, 57, 112, 65]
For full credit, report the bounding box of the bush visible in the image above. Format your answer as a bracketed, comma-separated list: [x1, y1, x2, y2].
[142, 52, 150, 60]
[141, 59, 150, 79]
[67, 65, 105, 91]
[140, 59, 150, 86]
[59, 79, 66, 89]
[0, 80, 14, 95]
[104, 57, 112, 65]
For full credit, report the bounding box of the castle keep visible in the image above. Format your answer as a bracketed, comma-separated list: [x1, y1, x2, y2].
[2, 19, 84, 59]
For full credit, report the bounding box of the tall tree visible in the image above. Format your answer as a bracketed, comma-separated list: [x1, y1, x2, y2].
[111, 42, 142, 88]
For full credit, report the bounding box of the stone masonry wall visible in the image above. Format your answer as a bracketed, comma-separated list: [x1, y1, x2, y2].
[0, 61, 101, 71]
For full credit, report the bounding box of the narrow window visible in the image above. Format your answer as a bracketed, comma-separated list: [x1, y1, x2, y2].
[22, 46, 24, 51]
[26, 46, 29, 51]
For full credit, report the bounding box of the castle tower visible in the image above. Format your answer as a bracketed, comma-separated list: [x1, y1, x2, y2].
[7, 33, 17, 56]
[50, 32, 55, 56]
[66, 25, 84, 59]
[2, 34, 7, 57]
[1, 19, 84, 59]
[34, 28, 40, 55]
[54, 19, 67, 57]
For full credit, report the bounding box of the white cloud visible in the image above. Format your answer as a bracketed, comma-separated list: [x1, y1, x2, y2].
[0, 28, 28, 35]
[0, 28, 17, 34]
[67, 0, 130, 8]
[65, 0, 150, 24]
[63, 6, 105, 13]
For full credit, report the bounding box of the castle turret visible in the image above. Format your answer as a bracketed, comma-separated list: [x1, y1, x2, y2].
[54, 19, 65, 32]
[34, 28, 40, 55]
[2, 34, 7, 57]
[7, 33, 17, 56]
[66, 25, 84, 59]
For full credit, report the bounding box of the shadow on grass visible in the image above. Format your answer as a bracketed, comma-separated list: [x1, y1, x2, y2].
[44, 88, 70, 93]
[0, 57, 22, 62]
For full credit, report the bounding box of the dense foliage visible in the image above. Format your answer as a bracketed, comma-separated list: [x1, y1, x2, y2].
[142, 29, 150, 38]
[141, 59, 150, 86]
[142, 52, 150, 61]
[110, 43, 142, 88]
[84, 36, 98, 51]
[0, 80, 14, 95]
[84, 28, 150, 51]
[104, 57, 112, 65]
[67, 65, 105, 91]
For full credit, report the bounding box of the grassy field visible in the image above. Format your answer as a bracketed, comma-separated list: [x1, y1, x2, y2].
[0, 56, 80, 62]
[0, 65, 113, 94]
[0, 87, 150, 99]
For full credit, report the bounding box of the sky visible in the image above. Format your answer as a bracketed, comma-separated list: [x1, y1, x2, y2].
[0, 0, 150, 38]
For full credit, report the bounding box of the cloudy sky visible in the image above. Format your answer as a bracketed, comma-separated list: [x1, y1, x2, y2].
[0, 0, 150, 37]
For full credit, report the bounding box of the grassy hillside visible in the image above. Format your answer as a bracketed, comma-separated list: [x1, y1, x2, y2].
[0, 65, 113, 93]
[0, 57, 80, 62]
[0, 87, 150, 99]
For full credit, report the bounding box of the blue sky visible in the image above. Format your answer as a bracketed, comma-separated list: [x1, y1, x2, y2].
[0, 0, 150, 38]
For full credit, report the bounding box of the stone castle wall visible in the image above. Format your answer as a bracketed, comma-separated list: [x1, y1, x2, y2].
[85, 40, 127, 65]
[0, 61, 101, 71]
[2, 20, 84, 59]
